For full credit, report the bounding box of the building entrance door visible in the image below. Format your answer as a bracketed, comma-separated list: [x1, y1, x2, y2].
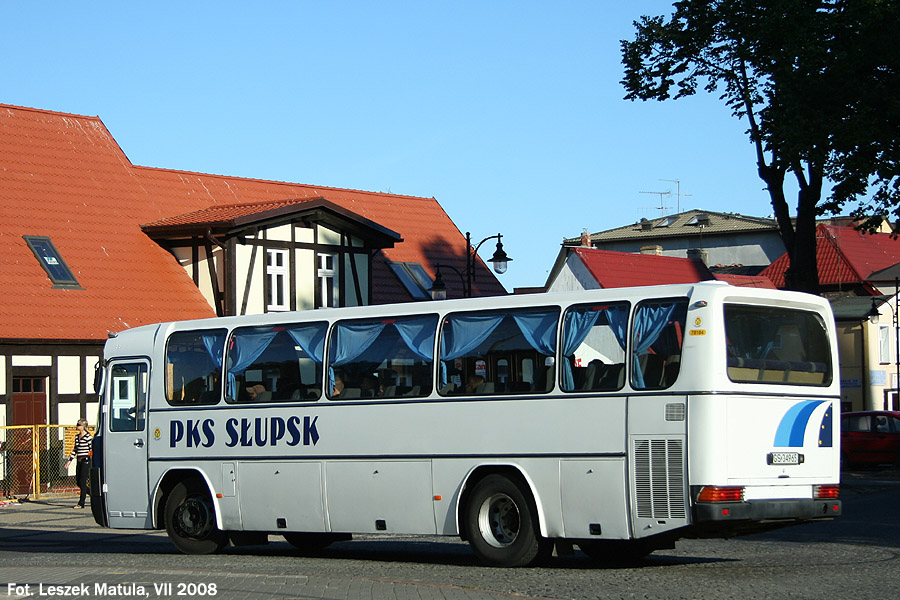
[9, 377, 47, 495]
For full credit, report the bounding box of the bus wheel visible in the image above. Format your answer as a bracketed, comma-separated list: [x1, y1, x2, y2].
[463, 474, 551, 567]
[164, 481, 228, 555]
[578, 540, 652, 563]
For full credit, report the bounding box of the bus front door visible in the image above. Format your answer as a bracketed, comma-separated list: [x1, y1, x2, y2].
[103, 360, 152, 528]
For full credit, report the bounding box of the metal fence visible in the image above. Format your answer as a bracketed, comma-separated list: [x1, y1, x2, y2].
[0, 424, 92, 499]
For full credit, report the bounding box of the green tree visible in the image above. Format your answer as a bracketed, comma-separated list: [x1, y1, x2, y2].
[621, 0, 900, 293]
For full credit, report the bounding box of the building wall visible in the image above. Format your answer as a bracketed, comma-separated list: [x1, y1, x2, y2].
[860, 301, 900, 411]
[595, 232, 784, 267]
[0, 344, 103, 428]
[235, 236, 267, 315]
[173, 244, 224, 314]
[166, 220, 378, 317]
[546, 255, 599, 293]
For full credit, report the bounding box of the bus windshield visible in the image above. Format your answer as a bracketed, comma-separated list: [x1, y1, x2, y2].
[725, 304, 832, 386]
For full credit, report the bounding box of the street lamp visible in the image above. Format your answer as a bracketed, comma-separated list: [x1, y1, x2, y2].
[427, 264, 464, 301]
[429, 232, 512, 300]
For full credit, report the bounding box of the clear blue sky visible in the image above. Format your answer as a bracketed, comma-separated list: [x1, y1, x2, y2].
[2, 1, 800, 292]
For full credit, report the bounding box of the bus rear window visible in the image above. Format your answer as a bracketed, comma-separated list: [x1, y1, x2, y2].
[725, 305, 832, 386]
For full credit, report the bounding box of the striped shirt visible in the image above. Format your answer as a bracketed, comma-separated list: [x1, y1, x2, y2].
[69, 432, 93, 461]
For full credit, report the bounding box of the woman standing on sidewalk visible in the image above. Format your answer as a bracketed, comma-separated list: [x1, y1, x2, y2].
[64, 419, 92, 509]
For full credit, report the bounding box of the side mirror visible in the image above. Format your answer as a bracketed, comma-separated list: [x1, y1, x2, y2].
[93, 361, 105, 395]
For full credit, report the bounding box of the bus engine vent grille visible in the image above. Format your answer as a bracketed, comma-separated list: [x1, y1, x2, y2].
[634, 439, 686, 519]
[665, 403, 685, 421]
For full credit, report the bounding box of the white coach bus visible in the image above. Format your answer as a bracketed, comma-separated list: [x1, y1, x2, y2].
[89, 282, 841, 567]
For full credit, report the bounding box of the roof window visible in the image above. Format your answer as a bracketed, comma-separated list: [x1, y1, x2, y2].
[23, 235, 82, 288]
[686, 213, 711, 227]
[656, 216, 677, 228]
[388, 262, 434, 300]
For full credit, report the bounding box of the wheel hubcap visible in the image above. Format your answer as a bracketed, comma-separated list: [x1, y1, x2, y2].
[477, 492, 520, 548]
[174, 496, 214, 539]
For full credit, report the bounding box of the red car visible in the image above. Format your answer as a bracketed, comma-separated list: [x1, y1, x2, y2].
[841, 411, 900, 466]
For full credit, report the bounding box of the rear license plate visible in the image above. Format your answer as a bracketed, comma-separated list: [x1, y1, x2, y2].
[768, 452, 801, 465]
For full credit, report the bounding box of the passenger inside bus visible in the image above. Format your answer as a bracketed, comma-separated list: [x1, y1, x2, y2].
[465, 375, 484, 394]
[245, 384, 269, 402]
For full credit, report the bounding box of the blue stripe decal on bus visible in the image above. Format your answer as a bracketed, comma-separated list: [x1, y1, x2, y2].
[773, 400, 825, 447]
[818, 405, 833, 447]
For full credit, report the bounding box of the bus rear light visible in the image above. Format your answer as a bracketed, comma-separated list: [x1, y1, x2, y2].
[814, 484, 840, 499]
[697, 486, 745, 503]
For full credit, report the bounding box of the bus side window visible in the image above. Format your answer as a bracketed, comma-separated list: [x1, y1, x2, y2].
[560, 302, 629, 393]
[438, 307, 559, 396]
[631, 299, 688, 391]
[166, 329, 227, 406]
[225, 323, 327, 403]
[327, 314, 438, 400]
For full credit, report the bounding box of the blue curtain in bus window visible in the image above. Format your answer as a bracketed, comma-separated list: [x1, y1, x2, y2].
[329, 316, 437, 391]
[511, 311, 558, 356]
[439, 311, 557, 385]
[226, 330, 280, 399]
[393, 317, 436, 361]
[202, 332, 226, 369]
[561, 310, 601, 390]
[440, 314, 506, 360]
[331, 322, 388, 366]
[560, 305, 628, 390]
[285, 324, 326, 363]
[631, 302, 676, 389]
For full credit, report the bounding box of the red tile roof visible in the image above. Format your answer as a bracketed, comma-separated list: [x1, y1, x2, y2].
[760, 224, 900, 289]
[572, 248, 715, 288]
[0, 104, 503, 341]
[712, 274, 777, 289]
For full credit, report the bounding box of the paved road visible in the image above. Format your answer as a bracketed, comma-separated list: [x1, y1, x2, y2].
[1, 471, 898, 600]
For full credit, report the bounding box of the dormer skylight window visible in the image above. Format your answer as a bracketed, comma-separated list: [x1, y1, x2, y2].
[388, 262, 433, 300]
[656, 216, 677, 228]
[23, 235, 82, 288]
[686, 213, 711, 227]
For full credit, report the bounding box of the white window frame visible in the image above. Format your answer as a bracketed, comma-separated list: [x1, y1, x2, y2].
[267, 249, 289, 311]
[317, 253, 338, 308]
[879, 324, 891, 364]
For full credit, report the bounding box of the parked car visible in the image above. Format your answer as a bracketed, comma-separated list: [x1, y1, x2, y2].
[840, 411, 900, 467]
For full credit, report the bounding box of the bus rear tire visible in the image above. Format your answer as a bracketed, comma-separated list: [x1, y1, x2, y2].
[164, 481, 228, 555]
[463, 474, 551, 567]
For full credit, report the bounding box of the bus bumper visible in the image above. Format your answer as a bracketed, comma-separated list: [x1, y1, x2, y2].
[694, 498, 842, 524]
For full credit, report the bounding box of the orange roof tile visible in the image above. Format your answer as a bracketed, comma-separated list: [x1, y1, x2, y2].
[0, 104, 504, 341]
[572, 248, 715, 288]
[712, 274, 777, 289]
[760, 224, 900, 289]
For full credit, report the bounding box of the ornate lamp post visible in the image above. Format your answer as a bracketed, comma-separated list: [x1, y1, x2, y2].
[428, 232, 512, 300]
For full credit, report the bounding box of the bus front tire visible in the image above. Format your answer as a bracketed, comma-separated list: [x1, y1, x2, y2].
[164, 481, 228, 555]
[463, 474, 551, 567]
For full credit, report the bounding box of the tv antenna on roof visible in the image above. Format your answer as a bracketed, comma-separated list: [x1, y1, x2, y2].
[660, 179, 691, 214]
[639, 190, 672, 217]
